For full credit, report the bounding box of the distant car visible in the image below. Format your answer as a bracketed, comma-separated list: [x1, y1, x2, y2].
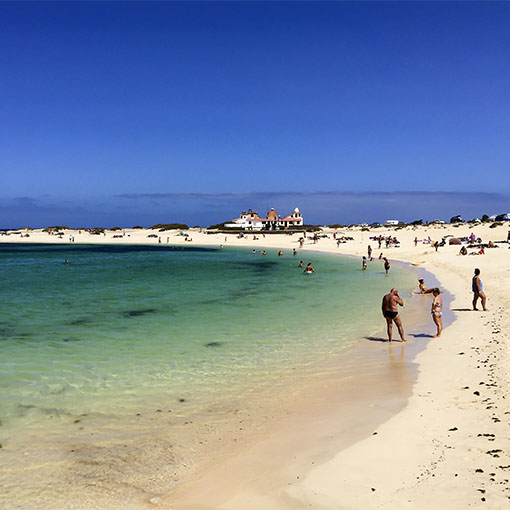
[495, 213, 510, 221]
[430, 219, 445, 224]
[450, 215, 464, 223]
[359, 223, 368, 227]
[370, 222, 382, 227]
[385, 220, 399, 226]
[470, 218, 481, 223]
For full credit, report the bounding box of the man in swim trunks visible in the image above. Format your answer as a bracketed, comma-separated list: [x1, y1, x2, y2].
[383, 257, 390, 275]
[431, 288, 443, 337]
[381, 288, 405, 342]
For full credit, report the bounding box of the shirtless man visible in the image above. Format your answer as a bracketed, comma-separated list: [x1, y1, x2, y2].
[383, 257, 390, 275]
[381, 288, 405, 342]
[304, 262, 315, 274]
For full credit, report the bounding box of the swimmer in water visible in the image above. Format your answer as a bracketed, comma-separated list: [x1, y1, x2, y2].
[298, 261, 304, 268]
[304, 262, 315, 274]
[362, 256, 367, 271]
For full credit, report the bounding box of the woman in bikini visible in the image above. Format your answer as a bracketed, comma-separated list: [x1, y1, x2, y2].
[431, 288, 442, 337]
[418, 278, 434, 294]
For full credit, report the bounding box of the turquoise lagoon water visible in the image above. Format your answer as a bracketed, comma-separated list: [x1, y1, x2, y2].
[0, 243, 418, 439]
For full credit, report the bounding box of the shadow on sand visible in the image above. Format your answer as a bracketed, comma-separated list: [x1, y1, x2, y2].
[409, 333, 434, 338]
[365, 336, 387, 343]
[451, 308, 472, 312]
[365, 336, 409, 343]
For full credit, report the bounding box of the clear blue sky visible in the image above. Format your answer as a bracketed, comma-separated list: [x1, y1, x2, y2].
[1, 1, 509, 227]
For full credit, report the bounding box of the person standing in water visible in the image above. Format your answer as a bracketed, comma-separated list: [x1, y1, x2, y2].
[472, 268, 487, 311]
[381, 288, 405, 342]
[383, 257, 390, 275]
[431, 288, 443, 337]
[362, 256, 367, 270]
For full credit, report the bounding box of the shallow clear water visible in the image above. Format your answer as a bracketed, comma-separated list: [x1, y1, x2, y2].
[0, 243, 418, 437]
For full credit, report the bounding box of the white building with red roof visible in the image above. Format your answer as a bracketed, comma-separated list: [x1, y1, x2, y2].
[225, 207, 303, 230]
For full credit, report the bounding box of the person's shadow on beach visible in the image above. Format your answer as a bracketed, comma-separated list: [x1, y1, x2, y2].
[409, 333, 434, 338]
[365, 336, 392, 343]
[451, 308, 472, 312]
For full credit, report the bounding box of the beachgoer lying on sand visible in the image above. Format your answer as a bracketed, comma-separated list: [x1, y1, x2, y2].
[469, 247, 485, 255]
[459, 246, 468, 256]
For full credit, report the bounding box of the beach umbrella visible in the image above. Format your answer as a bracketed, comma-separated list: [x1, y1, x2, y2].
[449, 238, 462, 245]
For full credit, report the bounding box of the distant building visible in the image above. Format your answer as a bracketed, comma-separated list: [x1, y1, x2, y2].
[226, 207, 304, 230]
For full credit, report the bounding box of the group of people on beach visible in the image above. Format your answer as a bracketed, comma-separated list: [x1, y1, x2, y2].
[362, 246, 391, 274]
[369, 234, 399, 249]
[382, 282, 442, 342]
[381, 268, 487, 343]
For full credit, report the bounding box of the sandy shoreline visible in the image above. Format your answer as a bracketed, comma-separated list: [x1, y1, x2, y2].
[1, 223, 509, 509]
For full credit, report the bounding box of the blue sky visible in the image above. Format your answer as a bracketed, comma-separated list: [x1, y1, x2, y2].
[1, 1, 509, 227]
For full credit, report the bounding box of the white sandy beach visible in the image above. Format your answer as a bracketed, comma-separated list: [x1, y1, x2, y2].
[2, 222, 509, 509]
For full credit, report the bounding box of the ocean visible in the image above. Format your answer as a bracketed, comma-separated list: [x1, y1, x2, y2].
[0, 243, 422, 506]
